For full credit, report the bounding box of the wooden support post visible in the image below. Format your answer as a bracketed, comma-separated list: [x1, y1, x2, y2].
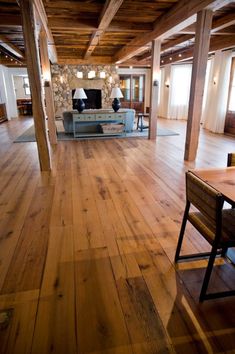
[149, 39, 161, 140]
[19, 0, 50, 171]
[39, 30, 57, 145]
[184, 10, 213, 161]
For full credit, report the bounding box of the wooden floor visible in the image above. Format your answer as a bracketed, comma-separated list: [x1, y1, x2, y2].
[1, 117, 235, 354]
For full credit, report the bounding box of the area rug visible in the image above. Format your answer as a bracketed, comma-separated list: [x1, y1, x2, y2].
[14, 124, 179, 143]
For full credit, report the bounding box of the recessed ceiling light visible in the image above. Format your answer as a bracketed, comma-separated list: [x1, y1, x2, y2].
[178, 53, 182, 57]
[169, 57, 172, 61]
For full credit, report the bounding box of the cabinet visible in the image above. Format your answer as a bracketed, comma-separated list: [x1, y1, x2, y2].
[119, 74, 145, 113]
[72, 111, 127, 138]
[0, 103, 7, 123]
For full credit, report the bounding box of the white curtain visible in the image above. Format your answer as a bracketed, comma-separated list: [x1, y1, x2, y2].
[158, 65, 171, 118]
[168, 64, 192, 120]
[202, 50, 232, 133]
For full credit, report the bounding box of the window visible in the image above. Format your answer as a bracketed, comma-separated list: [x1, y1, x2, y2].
[23, 77, 31, 95]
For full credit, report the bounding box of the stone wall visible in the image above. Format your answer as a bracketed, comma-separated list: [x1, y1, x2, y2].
[51, 64, 119, 117]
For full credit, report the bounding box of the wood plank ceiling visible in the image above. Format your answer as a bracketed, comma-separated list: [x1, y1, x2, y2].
[0, 0, 234, 68]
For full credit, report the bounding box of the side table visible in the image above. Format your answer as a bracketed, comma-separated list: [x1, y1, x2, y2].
[136, 113, 149, 132]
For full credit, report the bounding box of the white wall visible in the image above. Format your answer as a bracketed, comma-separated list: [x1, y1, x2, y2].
[117, 67, 151, 112]
[0, 66, 30, 119]
[0, 65, 18, 119]
[159, 65, 171, 118]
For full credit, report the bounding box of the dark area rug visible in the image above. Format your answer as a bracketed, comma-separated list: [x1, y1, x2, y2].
[14, 124, 179, 143]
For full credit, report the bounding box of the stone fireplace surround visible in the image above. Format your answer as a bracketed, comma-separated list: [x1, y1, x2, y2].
[51, 64, 119, 118]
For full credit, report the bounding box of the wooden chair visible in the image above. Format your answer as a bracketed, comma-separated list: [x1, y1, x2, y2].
[175, 171, 235, 302]
[227, 153, 235, 208]
[227, 153, 235, 167]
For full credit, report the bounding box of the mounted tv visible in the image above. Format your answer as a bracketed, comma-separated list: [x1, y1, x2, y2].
[72, 89, 102, 110]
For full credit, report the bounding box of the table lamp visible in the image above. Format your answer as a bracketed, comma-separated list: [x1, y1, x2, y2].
[73, 88, 87, 113]
[110, 87, 123, 112]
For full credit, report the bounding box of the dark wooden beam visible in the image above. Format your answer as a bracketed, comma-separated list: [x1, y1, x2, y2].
[212, 11, 235, 32]
[161, 34, 235, 65]
[33, 0, 57, 63]
[184, 10, 213, 161]
[113, 0, 217, 63]
[140, 12, 235, 62]
[0, 34, 24, 58]
[57, 57, 113, 65]
[84, 0, 123, 59]
[19, 0, 51, 171]
[48, 18, 97, 31]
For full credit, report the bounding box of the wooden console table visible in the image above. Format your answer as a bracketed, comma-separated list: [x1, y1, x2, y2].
[0, 103, 7, 123]
[72, 110, 127, 138]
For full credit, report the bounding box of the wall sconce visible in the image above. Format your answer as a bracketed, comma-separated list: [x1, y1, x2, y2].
[153, 80, 159, 87]
[76, 71, 83, 78]
[99, 71, 106, 79]
[88, 70, 96, 79]
[44, 80, 50, 87]
[165, 81, 170, 88]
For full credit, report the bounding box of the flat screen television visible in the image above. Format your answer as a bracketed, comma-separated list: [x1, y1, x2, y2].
[72, 89, 102, 110]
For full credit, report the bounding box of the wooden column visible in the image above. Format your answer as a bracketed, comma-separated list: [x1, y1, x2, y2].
[39, 30, 57, 145]
[184, 10, 213, 161]
[148, 39, 161, 140]
[19, 0, 50, 171]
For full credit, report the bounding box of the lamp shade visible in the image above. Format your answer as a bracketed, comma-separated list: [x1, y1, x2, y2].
[110, 87, 123, 99]
[73, 88, 87, 99]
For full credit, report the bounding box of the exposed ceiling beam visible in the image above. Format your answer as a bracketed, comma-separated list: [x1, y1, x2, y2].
[33, 0, 57, 63]
[58, 56, 113, 65]
[211, 11, 235, 32]
[161, 35, 235, 65]
[162, 34, 193, 52]
[0, 34, 24, 58]
[138, 12, 235, 62]
[113, 0, 231, 63]
[137, 50, 152, 62]
[48, 18, 152, 33]
[84, 0, 123, 59]
[48, 18, 97, 31]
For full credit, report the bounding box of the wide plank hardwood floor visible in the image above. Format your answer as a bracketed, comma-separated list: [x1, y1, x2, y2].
[1, 117, 235, 353]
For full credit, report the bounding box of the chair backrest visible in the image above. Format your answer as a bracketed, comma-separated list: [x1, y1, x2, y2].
[186, 172, 223, 224]
[227, 153, 235, 167]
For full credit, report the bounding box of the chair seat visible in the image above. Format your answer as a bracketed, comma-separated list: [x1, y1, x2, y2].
[189, 208, 235, 246]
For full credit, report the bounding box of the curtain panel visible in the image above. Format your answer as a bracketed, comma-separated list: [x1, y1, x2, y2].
[202, 50, 232, 133]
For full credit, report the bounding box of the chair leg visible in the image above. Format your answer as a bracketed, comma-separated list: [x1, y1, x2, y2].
[175, 201, 190, 262]
[221, 246, 228, 257]
[199, 245, 218, 302]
